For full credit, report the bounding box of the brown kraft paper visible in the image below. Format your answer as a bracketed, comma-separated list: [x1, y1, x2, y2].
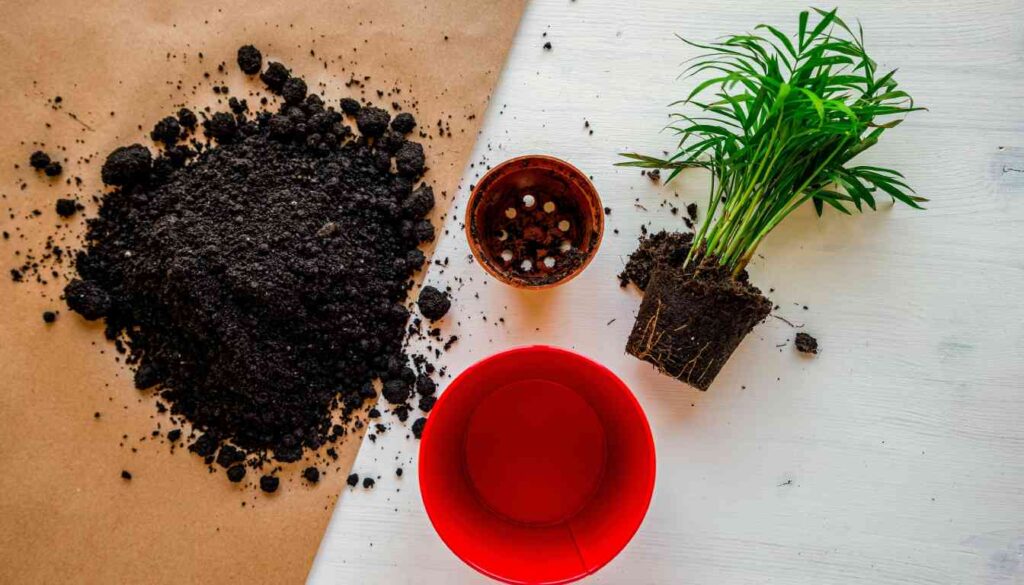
[0, 1, 526, 582]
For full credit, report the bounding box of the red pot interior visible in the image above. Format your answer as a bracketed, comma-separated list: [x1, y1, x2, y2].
[419, 346, 655, 584]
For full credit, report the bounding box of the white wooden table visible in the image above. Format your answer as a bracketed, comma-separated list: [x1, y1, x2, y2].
[308, 0, 1024, 582]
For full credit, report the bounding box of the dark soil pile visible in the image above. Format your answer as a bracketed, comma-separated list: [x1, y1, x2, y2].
[622, 231, 771, 390]
[63, 47, 440, 475]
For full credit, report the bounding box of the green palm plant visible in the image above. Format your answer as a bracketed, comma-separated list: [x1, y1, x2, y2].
[620, 8, 925, 277]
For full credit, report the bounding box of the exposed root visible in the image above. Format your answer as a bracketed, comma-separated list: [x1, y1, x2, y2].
[772, 314, 804, 328]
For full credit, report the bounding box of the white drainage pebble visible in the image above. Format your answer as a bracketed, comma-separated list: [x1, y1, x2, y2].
[505, 208, 517, 219]
[501, 249, 514, 263]
[498, 230, 508, 241]
[559, 240, 572, 252]
[543, 256, 556, 269]
[558, 220, 571, 232]
[520, 259, 533, 272]
[522, 194, 536, 208]
[543, 201, 556, 213]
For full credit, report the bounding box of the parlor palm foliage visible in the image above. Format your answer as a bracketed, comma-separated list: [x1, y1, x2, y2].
[619, 8, 925, 275]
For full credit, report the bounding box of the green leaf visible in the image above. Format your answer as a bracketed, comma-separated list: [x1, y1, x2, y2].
[627, 8, 923, 273]
[756, 24, 798, 57]
[798, 87, 825, 123]
[807, 8, 838, 44]
[798, 11, 810, 49]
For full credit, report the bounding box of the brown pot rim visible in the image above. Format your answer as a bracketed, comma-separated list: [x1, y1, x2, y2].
[465, 154, 603, 290]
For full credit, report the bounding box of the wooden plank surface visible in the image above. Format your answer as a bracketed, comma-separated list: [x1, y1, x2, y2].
[308, 0, 1024, 583]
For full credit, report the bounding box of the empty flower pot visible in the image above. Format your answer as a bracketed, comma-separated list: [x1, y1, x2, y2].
[419, 345, 655, 584]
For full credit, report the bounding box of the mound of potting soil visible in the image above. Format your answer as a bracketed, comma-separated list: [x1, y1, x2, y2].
[62, 48, 441, 473]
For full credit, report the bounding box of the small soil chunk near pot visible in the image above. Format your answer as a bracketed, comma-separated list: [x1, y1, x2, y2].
[303, 467, 320, 483]
[419, 395, 437, 412]
[383, 379, 411, 404]
[362, 477, 375, 489]
[415, 373, 436, 396]
[188, 433, 218, 458]
[281, 77, 308, 105]
[64, 279, 111, 320]
[395, 142, 425, 176]
[412, 417, 427, 439]
[42, 311, 56, 323]
[29, 151, 51, 169]
[417, 286, 450, 321]
[226, 465, 246, 483]
[259, 475, 280, 493]
[346, 473, 359, 487]
[795, 332, 819, 354]
[133, 361, 164, 390]
[44, 162, 62, 177]
[55, 198, 77, 218]
[236, 45, 262, 75]
[413, 220, 435, 243]
[624, 233, 771, 390]
[403, 184, 435, 218]
[391, 112, 416, 134]
[121, 470, 132, 480]
[340, 97, 361, 115]
[260, 61, 290, 92]
[216, 444, 245, 468]
[203, 112, 237, 141]
[177, 108, 197, 129]
[150, 116, 181, 145]
[101, 144, 152, 186]
[355, 106, 390, 137]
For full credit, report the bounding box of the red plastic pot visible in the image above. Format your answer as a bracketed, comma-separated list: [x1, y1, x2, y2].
[419, 346, 656, 584]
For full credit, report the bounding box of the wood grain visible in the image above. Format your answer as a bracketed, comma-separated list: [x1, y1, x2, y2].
[309, 0, 1024, 583]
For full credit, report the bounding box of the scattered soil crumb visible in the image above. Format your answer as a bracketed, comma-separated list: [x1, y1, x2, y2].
[418, 286, 451, 321]
[795, 332, 819, 354]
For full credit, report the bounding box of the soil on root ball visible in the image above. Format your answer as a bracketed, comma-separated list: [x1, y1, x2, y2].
[625, 235, 771, 390]
[618, 230, 693, 291]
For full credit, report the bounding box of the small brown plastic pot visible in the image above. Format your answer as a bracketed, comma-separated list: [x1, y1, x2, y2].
[465, 155, 603, 289]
